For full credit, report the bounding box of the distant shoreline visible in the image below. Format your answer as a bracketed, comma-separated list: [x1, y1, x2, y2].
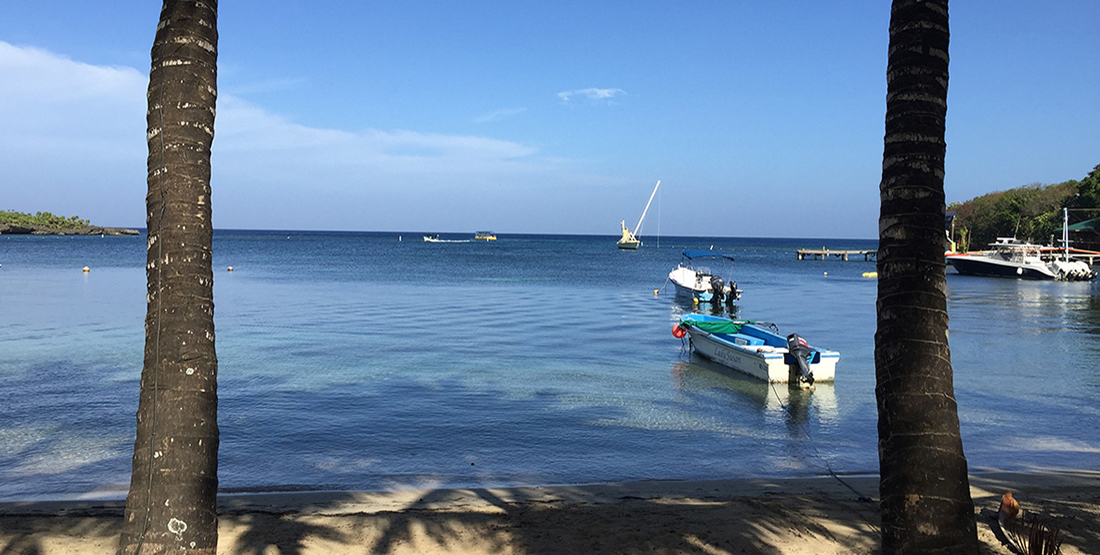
[0, 223, 139, 236]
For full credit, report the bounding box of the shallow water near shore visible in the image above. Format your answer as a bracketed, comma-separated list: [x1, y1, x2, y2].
[1, 231, 1098, 501]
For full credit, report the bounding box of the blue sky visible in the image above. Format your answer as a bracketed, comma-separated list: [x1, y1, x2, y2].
[1, 2, 1097, 238]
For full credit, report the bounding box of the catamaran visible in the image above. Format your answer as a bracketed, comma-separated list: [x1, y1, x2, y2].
[617, 180, 660, 250]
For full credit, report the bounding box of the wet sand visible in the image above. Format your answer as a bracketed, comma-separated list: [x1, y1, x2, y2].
[2, 471, 1097, 554]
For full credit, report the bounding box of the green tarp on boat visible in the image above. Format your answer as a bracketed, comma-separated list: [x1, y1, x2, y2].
[679, 316, 746, 334]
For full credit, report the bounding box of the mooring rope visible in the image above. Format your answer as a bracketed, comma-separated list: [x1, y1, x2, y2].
[767, 381, 880, 532]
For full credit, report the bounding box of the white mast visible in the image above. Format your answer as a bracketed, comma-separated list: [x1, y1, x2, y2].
[633, 180, 661, 237]
[1064, 207, 1070, 261]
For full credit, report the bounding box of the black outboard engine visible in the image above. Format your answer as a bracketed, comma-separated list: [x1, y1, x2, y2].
[786, 333, 815, 386]
[708, 276, 724, 303]
[727, 281, 741, 304]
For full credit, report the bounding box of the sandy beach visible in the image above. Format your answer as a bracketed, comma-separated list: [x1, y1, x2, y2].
[2, 471, 1097, 554]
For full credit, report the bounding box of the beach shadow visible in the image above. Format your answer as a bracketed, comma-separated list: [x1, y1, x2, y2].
[206, 482, 882, 555]
[0, 512, 121, 555]
[0, 532, 40, 555]
[4, 475, 1099, 554]
[452, 488, 876, 555]
[229, 513, 348, 555]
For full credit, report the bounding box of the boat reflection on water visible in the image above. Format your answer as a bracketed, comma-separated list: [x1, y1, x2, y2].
[673, 296, 741, 318]
[669, 359, 838, 438]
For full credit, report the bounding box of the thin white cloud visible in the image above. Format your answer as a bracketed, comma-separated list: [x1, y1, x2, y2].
[0, 41, 541, 173]
[0, 41, 550, 229]
[215, 96, 538, 173]
[557, 87, 626, 102]
[0, 41, 146, 102]
[0, 41, 148, 224]
[474, 107, 526, 123]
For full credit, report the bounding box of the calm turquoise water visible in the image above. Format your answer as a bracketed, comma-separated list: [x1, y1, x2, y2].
[1, 231, 1098, 501]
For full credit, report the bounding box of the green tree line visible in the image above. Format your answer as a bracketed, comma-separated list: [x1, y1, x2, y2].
[0, 210, 91, 229]
[948, 163, 1100, 251]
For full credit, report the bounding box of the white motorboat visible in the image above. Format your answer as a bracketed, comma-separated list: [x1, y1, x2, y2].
[667, 250, 741, 306]
[423, 234, 470, 243]
[1049, 257, 1096, 281]
[947, 232, 1096, 281]
[946, 238, 1058, 279]
[1049, 208, 1098, 280]
[675, 314, 838, 386]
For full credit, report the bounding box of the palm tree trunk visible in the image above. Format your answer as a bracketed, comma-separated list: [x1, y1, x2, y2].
[119, 1, 219, 554]
[876, 1, 978, 553]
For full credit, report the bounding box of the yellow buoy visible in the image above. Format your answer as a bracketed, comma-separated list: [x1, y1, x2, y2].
[653, 289, 659, 296]
[227, 266, 234, 272]
[862, 271, 878, 278]
[82, 266, 90, 273]
[693, 297, 699, 305]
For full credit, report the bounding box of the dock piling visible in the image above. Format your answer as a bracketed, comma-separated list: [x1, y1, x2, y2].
[796, 248, 876, 261]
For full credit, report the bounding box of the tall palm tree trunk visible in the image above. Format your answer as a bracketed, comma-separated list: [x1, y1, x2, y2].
[876, 1, 978, 553]
[119, 1, 219, 554]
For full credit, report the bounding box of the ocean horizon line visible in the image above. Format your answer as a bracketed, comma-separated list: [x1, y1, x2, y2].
[91, 227, 879, 243]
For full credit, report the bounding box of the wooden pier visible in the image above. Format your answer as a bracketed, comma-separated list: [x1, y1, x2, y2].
[797, 248, 877, 261]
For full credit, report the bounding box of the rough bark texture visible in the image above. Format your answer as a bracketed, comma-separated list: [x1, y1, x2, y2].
[876, 1, 979, 554]
[119, 1, 219, 554]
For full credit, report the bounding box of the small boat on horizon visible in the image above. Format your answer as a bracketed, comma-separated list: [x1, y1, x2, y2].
[423, 234, 471, 243]
[675, 314, 839, 387]
[617, 180, 660, 250]
[474, 231, 497, 241]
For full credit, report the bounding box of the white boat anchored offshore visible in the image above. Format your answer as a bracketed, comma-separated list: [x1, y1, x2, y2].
[1050, 208, 1098, 281]
[946, 237, 1058, 279]
[423, 234, 470, 243]
[617, 180, 660, 250]
[668, 249, 742, 307]
[675, 314, 839, 387]
[945, 209, 1096, 281]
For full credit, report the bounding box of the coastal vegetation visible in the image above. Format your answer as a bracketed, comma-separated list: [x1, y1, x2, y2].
[0, 210, 90, 229]
[948, 163, 1100, 251]
[0, 209, 136, 235]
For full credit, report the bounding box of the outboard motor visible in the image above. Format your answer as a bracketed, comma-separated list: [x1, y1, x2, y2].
[727, 281, 741, 304]
[708, 276, 725, 303]
[786, 333, 815, 386]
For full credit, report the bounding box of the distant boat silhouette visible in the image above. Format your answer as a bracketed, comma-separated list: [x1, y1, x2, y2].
[618, 180, 660, 250]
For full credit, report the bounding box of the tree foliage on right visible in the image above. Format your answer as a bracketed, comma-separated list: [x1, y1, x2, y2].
[946, 162, 1100, 251]
[876, 1, 979, 553]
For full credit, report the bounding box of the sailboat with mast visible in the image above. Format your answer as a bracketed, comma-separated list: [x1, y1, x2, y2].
[617, 180, 660, 250]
